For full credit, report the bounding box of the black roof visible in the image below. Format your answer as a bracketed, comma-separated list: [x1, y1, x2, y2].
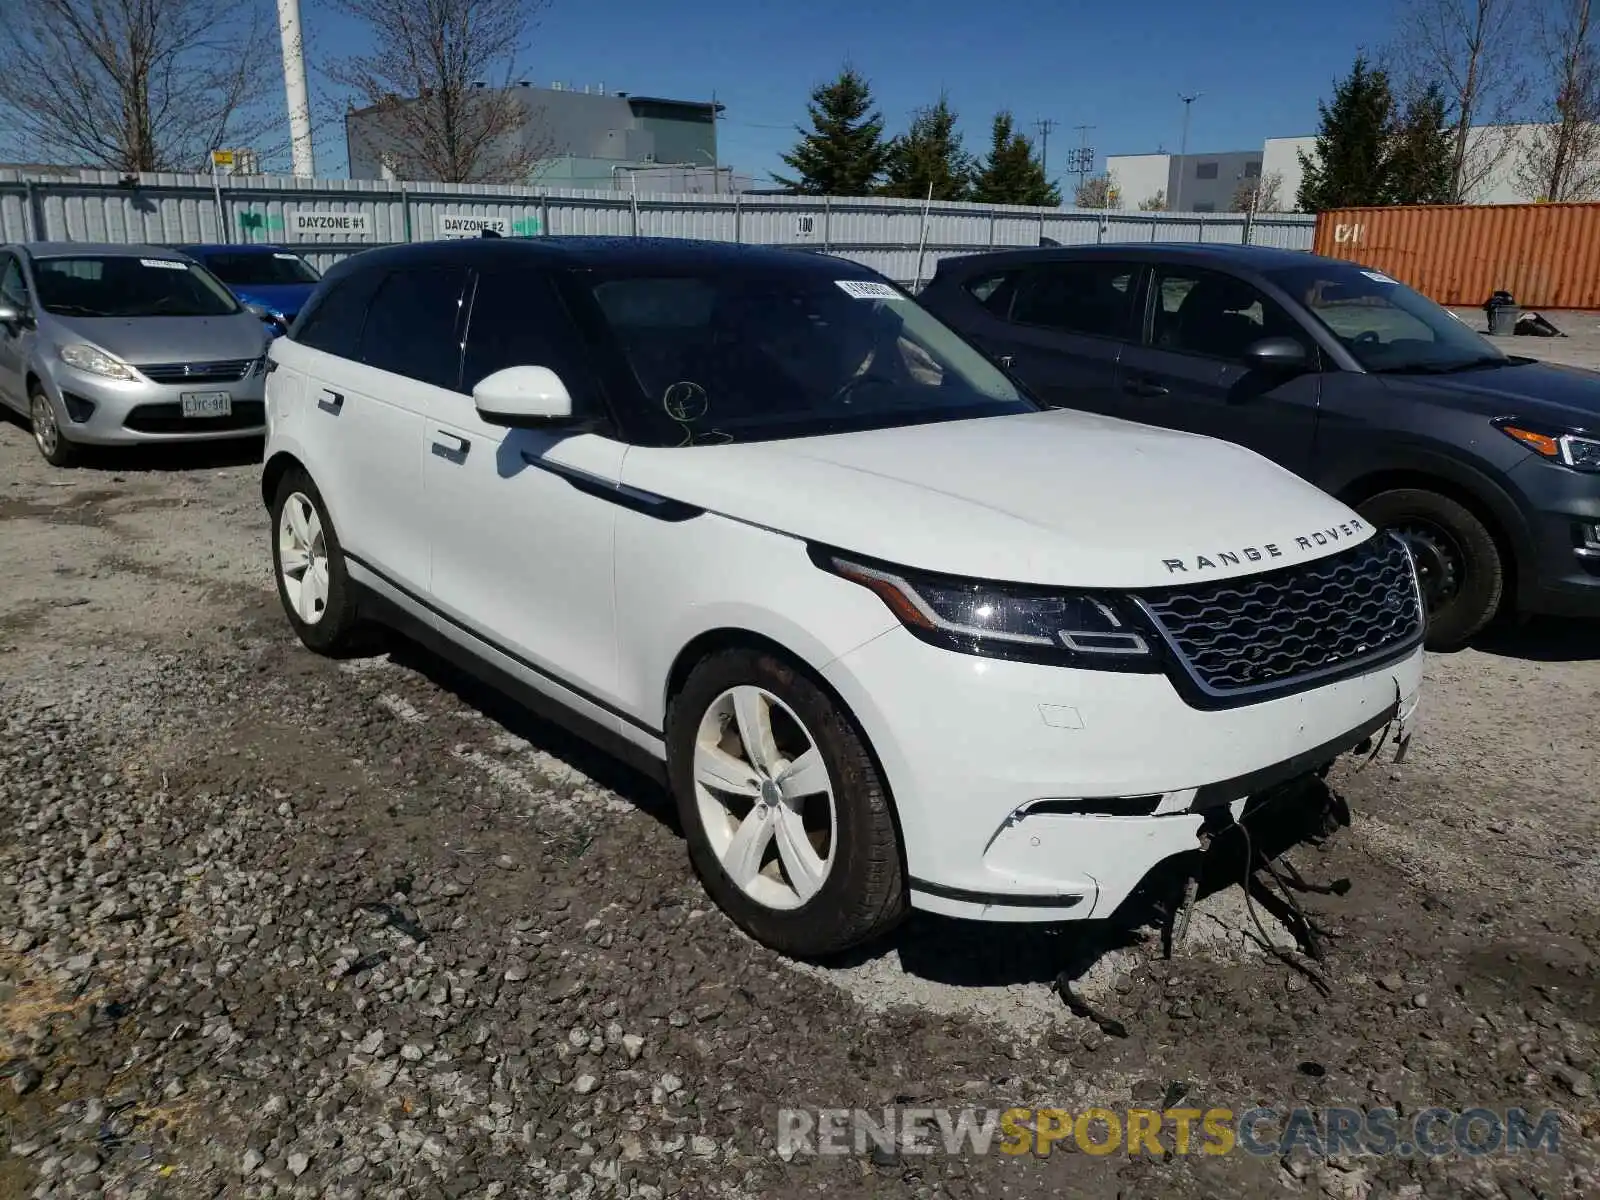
[932, 241, 1334, 277]
[324, 236, 878, 280]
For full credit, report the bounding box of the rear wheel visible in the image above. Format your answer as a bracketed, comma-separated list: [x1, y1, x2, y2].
[29, 386, 79, 468]
[270, 467, 362, 655]
[666, 649, 907, 958]
[1357, 488, 1504, 650]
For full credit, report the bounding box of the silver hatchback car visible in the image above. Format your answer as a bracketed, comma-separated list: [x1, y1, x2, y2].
[0, 242, 273, 465]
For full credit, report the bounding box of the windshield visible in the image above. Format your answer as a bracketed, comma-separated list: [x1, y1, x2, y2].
[1266, 262, 1506, 373]
[33, 255, 241, 318]
[586, 269, 1036, 445]
[198, 250, 320, 287]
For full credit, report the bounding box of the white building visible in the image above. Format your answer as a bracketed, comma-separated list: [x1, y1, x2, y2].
[1110, 124, 1593, 213]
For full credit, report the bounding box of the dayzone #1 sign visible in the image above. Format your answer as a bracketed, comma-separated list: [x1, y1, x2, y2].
[289, 212, 372, 235]
[440, 215, 510, 238]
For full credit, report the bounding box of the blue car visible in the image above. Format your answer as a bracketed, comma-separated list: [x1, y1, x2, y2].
[176, 245, 321, 333]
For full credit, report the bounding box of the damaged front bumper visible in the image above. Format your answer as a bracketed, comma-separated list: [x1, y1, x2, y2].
[821, 628, 1425, 924]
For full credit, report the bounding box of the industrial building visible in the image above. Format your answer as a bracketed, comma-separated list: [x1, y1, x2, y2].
[1103, 150, 1264, 212]
[1109, 123, 1600, 213]
[345, 82, 750, 193]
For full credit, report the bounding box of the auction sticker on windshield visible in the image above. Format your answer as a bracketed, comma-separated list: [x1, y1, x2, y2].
[836, 280, 902, 300]
[1360, 270, 1398, 284]
[180, 391, 232, 418]
[140, 259, 188, 270]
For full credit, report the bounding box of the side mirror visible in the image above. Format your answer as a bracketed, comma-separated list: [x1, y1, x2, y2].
[0, 303, 26, 327]
[1243, 336, 1310, 373]
[473, 365, 574, 427]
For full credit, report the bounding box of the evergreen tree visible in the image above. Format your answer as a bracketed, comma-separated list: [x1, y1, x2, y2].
[880, 94, 976, 200]
[775, 65, 890, 195]
[1385, 83, 1454, 204]
[1296, 54, 1395, 211]
[971, 111, 1060, 206]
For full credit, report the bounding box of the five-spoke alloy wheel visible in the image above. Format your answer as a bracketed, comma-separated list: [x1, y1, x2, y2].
[270, 467, 362, 655]
[668, 649, 906, 958]
[692, 684, 837, 911]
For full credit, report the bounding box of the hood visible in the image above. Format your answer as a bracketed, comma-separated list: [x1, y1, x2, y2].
[1387, 358, 1600, 429]
[228, 282, 314, 317]
[47, 312, 269, 366]
[619, 409, 1374, 589]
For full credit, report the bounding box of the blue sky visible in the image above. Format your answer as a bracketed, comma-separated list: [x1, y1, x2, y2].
[301, 0, 1400, 182]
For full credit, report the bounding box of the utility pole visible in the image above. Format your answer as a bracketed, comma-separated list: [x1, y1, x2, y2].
[276, 0, 315, 177]
[1035, 118, 1059, 187]
[1072, 123, 1095, 197]
[1173, 92, 1200, 212]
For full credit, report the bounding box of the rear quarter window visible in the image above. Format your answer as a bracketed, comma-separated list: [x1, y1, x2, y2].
[963, 271, 1020, 317]
[290, 268, 384, 360]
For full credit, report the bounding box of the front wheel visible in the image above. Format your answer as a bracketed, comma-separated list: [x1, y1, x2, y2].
[1357, 488, 1504, 651]
[30, 387, 79, 467]
[666, 649, 907, 958]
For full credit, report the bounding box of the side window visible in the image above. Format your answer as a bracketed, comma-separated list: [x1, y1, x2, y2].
[292, 268, 384, 359]
[1150, 267, 1303, 362]
[963, 271, 1020, 317]
[461, 270, 594, 401]
[358, 266, 470, 390]
[1009, 262, 1137, 339]
[0, 255, 27, 308]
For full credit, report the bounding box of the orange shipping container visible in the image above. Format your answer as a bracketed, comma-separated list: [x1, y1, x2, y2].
[1312, 202, 1600, 310]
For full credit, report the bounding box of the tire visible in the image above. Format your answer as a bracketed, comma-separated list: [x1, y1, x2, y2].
[1357, 488, 1504, 651]
[666, 649, 907, 958]
[29, 385, 80, 468]
[269, 466, 363, 655]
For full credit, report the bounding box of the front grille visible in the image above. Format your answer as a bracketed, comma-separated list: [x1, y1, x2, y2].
[136, 358, 257, 384]
[1137, 535, 1422, 703]
[123, 400, 265, 433]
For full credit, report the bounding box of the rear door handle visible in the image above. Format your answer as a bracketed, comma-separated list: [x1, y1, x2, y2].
[316, 388, 344, 414]
[1123, 378, 1169, 398]
[431, 431, 471, 462]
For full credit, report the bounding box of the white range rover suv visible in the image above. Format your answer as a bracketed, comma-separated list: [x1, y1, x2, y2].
[261, 237, 1425, 957]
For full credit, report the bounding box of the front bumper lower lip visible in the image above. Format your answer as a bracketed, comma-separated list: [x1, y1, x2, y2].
[906, 878, 1087, 910]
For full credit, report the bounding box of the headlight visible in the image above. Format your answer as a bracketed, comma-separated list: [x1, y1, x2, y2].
[1496, 419, 1600, 472]
[59, 343, 136, 381]
[815, 549, 1157, 669]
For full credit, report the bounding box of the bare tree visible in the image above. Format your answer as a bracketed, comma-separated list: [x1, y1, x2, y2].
[1230, 171, 1284, 212]
[1392, 0, 1530, 201]
[1137, 189, 1167, 211]
[332, 0, 554, 184]
[1074, 173, 1120, 209]
[1515, 0, 1600, 200]
[0, 0, 276, 172]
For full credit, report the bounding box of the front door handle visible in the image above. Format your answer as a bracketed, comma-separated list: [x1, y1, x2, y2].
[431, 431, 471, 462]
[1123, 378, 1169, 398]
[316, 388, 344, 414]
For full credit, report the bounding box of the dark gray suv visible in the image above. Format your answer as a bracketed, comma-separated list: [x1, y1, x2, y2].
[919, 244, 1600, 649]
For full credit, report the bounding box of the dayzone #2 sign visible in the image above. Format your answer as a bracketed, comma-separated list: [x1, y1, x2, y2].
[440, 215, 510, 238]
[288, 212, 372, 235]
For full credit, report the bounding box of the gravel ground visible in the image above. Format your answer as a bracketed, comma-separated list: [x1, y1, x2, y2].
[1, 406, 1598, 1200]
[1449, 307, 1600, 370]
